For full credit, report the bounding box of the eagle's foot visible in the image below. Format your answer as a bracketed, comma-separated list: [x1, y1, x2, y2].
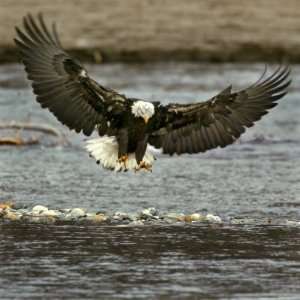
[117, 155, 129, 170]
[135, 161, 152, 172]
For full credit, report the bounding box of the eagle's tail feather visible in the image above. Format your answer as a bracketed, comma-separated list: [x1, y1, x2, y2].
[85, 136, 155, 172]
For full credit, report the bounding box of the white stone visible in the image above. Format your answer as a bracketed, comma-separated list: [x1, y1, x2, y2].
[286, 220, 300, 227]
[206, 214, 222, 224]
[69, 208, 86, 218]
[113, 212, 129, 220]
[190, 213, 204, 222]
[141, 207, 158, 217]
[129, 220, 144, 226]
[40, 209, 59, 217]
[140, 208, 159, 220]
[32, 205, 48, 214]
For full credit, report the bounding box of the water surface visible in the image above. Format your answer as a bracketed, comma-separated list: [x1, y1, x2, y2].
[0, 63, 299, 299]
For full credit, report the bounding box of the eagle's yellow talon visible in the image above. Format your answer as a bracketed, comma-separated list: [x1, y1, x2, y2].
[117, 155, 128, 163]
[135, 161, 152, 172]
[117, 155, 129, 170]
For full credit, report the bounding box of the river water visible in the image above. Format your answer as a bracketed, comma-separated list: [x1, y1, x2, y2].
[0, 63, 299, 299]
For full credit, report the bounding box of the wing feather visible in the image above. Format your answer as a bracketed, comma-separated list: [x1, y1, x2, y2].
[149, 66, 291, 155]
[15, 13, 122, 136]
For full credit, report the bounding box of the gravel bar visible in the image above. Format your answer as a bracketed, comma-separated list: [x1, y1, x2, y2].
[1, 203, 299, 227]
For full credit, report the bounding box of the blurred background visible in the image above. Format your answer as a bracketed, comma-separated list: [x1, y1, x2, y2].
[1, 0, 300, 63]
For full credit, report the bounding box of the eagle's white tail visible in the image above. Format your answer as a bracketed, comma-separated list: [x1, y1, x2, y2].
[85, 136, 155, 171]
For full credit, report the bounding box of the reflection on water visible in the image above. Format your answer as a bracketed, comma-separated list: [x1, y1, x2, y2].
[0, 223, 300, 299]
[0, 63, 300, 299]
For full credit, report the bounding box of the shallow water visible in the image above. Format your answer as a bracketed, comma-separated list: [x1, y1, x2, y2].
[0, 63, 300, 299]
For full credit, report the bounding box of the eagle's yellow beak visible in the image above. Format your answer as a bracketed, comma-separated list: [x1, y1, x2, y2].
[143, 117, 149, 124]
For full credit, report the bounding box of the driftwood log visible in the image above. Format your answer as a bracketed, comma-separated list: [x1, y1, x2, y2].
[0, 121, 68, 146]
[0, 136, 39, 146]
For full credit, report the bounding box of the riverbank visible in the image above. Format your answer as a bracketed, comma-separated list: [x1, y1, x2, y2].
[1, 0, 300, 63]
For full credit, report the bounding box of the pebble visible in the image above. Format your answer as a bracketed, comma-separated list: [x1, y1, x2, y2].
[40, 209, 59, 217]
[286, 220, 300, 227]
[140, 207, 159, 220]
[206, 214, 222, 224]
[0, 202, 14, 209]
[129, 220, 144, 226]
[32, 205, 49, 215]
[230, 217, 257, 225]
[164, 213, 184, 223]
[68, 208, 86, 218]
[92, 214, 108, 223]
[190, 213, 205, 222]
[113, 212, 130, 221]
[3, 210, 22, 221]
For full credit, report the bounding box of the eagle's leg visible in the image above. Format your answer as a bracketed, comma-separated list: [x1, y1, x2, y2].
[135, 161, 152, 172]
[116, 129, 129, 170]
[134, 139, 152, 172]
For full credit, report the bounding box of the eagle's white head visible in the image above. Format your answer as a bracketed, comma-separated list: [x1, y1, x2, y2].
[131, 101, 155, 123]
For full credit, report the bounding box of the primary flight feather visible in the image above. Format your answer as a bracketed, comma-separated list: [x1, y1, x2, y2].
[15, 13, 291, 172]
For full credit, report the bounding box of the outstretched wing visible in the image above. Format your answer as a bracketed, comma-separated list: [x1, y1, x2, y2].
[15, 13, 125, 136]
[149, 66, 291, 154]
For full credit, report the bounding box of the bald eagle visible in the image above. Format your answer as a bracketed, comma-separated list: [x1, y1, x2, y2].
[15, 14, 291, 172]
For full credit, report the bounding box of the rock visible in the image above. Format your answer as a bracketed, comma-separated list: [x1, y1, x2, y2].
[184, 215, 193, 223]
[206, 214, 222, 224]
[93, 214, 108, 223]
[3, 210, 22, 221]
[230, 217, 257, 225]
[163, 213, 183, 223]
[65, 208, 86, 219]
[32, 205, 49, 215]
[85, 213, 96, 219]
[140, 207, 159, 220]
[96, 210, 107, 215]
[129, 220, 144, 226]
[113, 212, 130, 221]
[190, 213, 205, 222]
[40, 209, 59, 217]
[28, 215, 56, 224]
[175, 214, 187, 222]
[182, 214, 205, 223]
[86, 213, 108, 223]
[0, 201, 14, 209]
[59, 208, 71, 213]
[286, 220, 300, 227]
